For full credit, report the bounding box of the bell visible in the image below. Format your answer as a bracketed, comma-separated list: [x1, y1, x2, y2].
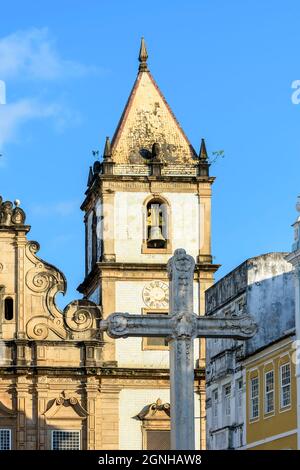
[147, 225, 166, 248]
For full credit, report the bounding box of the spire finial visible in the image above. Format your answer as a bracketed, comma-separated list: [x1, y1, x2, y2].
[199, 138, 208, 160]
[138, 37, 148, 72]
[103, 136, 112, 160]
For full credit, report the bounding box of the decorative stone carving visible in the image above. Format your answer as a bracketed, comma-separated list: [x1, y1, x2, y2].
[0, 197, 26, 227]
[137, 398, 170, 420]
[24, 237, 101, 340]
[64, 300, 93, 332]
[43, 391, 88, 419]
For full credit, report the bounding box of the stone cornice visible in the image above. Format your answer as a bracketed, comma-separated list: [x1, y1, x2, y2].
[77, 261, 220, 294]
[0, 365, 205, 380]
[81, 174, 215, 212]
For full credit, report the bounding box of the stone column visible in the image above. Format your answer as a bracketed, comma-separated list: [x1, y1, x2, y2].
[98, 382, 120, 449]
[197, 182, 212, 265]
[36, 376, 48, 450]
[102, 191, 116, 262]
[169, 337, 195, 449]
[15, 376, 28, 450]
[85, 377, 99, 450]
[15, 233, 27, 339]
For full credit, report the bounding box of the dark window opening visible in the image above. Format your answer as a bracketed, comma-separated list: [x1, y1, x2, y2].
[4, 297, 13, 321]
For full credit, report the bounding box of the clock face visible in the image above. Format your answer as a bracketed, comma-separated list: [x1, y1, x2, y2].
[143, 281, 169, 309]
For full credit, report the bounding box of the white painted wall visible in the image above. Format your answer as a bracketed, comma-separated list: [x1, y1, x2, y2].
[114, 191, 199, 263]
[206, 371, 246, 449]
[115, 280, 200, 368]
[119, 388, 201, 450]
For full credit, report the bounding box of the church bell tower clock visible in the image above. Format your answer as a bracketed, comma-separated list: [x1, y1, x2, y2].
[78, 38, 218, 450]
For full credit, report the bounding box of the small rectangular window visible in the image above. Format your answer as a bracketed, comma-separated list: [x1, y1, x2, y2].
[212, 389, 218, 428]
[250, 376, 259, 419]
[0, 429, 11, 450]
[237, 379, 243, 409]
[224, 384, 231, 416]
[51, 430, 80, 450]
[280, 364, 291, 409]
[145, 430, 170, 450]
[265, 371, 274, 414]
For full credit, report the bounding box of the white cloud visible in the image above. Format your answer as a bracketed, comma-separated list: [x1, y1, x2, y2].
[0, 98, 81, 151]
[0, 27, 98, 80]
[0, 27, 97, 151]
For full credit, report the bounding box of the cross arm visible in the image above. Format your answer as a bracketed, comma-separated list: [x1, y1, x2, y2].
[196, 314, 258, 340]
[100, 312, 172, 339]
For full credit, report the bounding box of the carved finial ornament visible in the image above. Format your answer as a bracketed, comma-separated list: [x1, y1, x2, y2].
[0, 196, 26, 227]
[138, 37, 148, 72]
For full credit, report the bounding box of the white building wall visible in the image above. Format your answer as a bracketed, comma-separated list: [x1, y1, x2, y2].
[206, 370, 246, 449]
[114, 192, 199, 263]
[115, 280, 199, 368]
[119, 388, 201, 450]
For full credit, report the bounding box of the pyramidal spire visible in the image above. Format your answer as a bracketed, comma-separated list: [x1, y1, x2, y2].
[138, 37, 148, 72]
[199, 138, 208, 159]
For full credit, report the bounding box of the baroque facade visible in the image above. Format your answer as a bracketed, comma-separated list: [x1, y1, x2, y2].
[0, 39, 217, 450]
[205, 252, 297, 449]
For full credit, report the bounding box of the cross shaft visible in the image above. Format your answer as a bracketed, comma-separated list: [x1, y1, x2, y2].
[100, 249, 257, 450]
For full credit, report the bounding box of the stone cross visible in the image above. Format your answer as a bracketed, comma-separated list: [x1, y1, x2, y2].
[100, 249, 257, 450]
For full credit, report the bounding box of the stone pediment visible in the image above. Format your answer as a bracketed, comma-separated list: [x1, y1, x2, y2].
[136, 398, 170, 421]
[43, 391, 88, 420]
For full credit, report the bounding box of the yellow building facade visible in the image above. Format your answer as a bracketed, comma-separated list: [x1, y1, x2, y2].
[245, 335, 297, 450]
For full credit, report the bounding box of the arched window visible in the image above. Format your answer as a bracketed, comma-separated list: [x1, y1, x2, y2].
[4, 297, 13, 321]
[145, 199, 168, 249]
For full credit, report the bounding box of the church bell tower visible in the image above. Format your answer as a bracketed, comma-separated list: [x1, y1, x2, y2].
[78, 38, 218, 450]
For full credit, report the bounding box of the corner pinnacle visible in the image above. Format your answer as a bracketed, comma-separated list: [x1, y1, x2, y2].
[199, 138, 208, 160]
[103, 136, 112, 160]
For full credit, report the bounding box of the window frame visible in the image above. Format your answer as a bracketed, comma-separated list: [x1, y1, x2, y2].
[224, 384, 231, 417]
[264, 370, 275, 415]
[0, 428, 11, 450]
[250, 376, 259, 421]
[212, 389, 219, 428]
[51, 430, 81, 451]
[280, 363, 291, 410]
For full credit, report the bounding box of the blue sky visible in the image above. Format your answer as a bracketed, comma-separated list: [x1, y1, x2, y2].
[1, 0, 300, 307]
